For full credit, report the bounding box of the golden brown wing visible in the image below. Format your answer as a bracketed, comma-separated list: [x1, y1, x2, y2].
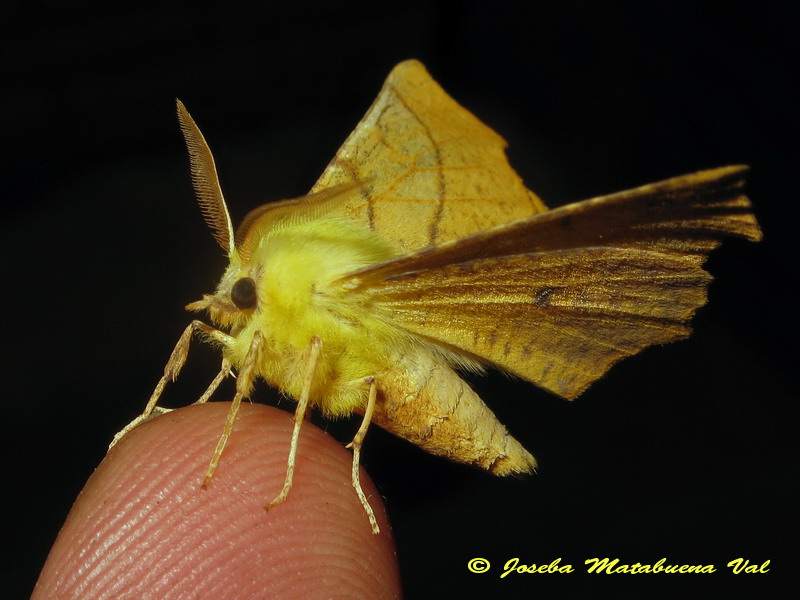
[311, 60, 546, 252]
[341, 166, 762, 399]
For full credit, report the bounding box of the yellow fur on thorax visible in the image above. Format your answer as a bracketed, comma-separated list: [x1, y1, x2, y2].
[214, 217, 414, 416]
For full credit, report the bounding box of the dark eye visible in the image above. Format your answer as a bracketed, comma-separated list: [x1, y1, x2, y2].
[231, 277, 257, 309]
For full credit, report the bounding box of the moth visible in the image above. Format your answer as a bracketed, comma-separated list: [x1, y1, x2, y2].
[111, 60, 761, 534]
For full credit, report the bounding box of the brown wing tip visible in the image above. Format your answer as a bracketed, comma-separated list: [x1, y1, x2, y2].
[706, 164, 762, 243]
[621, 164, 762, 243]
[710, 164, 749, 177]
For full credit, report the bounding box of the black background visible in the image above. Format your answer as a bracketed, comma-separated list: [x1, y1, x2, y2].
[5, 2, 796, 598]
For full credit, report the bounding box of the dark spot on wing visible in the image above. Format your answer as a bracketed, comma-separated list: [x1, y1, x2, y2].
[533, 286, 562, 306]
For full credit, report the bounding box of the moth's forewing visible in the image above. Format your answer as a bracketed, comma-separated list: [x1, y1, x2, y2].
[311, 60, 547, 253]
[340, 166, 762, 399]
[345, 166, 758, 281]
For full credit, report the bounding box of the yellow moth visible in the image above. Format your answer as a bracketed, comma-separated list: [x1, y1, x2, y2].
[112, 60, 761, 534]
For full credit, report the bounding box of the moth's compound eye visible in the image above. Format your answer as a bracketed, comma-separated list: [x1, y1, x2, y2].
[231, 277, 257, 309]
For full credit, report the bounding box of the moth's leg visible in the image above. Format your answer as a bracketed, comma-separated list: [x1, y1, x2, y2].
[346, 376, 380, 534]
[109, 320, 233, 449]
[193, 357, 232, 405]
[266, 335, 322, 511]
[202, 331, 262, 488]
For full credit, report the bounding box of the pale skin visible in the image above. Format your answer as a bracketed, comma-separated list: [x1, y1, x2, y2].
[37, 403, 400, 599]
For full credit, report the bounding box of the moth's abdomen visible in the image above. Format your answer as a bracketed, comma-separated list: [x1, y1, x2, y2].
[371, 348, 536, 475]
